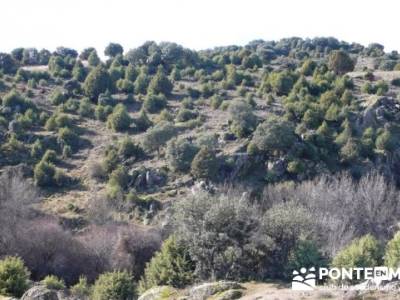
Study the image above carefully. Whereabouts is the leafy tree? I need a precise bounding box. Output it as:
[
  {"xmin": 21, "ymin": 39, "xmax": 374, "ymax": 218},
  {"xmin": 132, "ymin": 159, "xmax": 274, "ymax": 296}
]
[
  {"xmin": 332, "ymin": 234, "xmax": 382, "ymax": 271},
  {"xmin": 104, "ymin": 43, "xmax": 124, "ymax": 58},
  {"xmin": 118, "ymin": 136, "xmax": 143, "ymax": 159},
  {"xmin": 125, "ymin": 64, "xmax": 138, "ymax": 81},
  {"xmin": 34, "ymin": 160, "xmax": 56, "ymax": 187},
  {"xmin": 92, "ymin": 271, "xmax": 136, "ymax": 300},
  {"xmin": 287, "ymin": 240, "xmax": 326, "ymax": 272},
  {"xmin": 228, "ymin": 100, "xmax": 257, "ymax": 138},
  {"xmin": 72, "ymin": 61, "xmax": 87, "ymax": 82},
  {"xmin": 385, "ymin": 231, "xmax": 400, "ymax": 268},
  {"xmin": 329, "ymin": 50, "xmax": 355, "ymax": 75},
  {"xmin": 83, "ymin": 66, "xmax": 112, "ymax": 100},
  {"xmin": 41, "ymin": 275, "xmax": 65, "ymax": 290},
  {"xmin": 79, "ymin": 47, "xmax": 96, "ymax": 60},
  {"xmin": 0, "ymin": 53, "xmax": 18, "ymax": 74},
  {"xmin": 134, "ymin": 67, "xmax": 150, "ymax": 94},
  {"xmin": 147, "ymin": 66, "xmax": 173, "ymax": 95},
  {"xmin": 0, "ymin": 256, "xmax": 30, "ymax": 298},
  {"xmin": 88, "ymin": 50, "xmax": 101, "ymax": 67},
  {"xmin": 190, "ymin": 147, "xmax": 219, "ymax": 180},
  {"xmin": 70, "ymin": 276, "xmax": 91, "ymax": 299},
  {"xmin": 376, "ymin": 128, "xmax": 397, "ymax": 153},
  {"xmin": 143, "ymin": 93, "xmax": 167, "ymax": 113},
  {"xmin": 251, "ymin": 116, "xmax": 296, "ymax": 156},
  {"xmin": 107, "ymin": 104, "xmax": 132, "ymax": 132},
  {"xmin": 166, "ymin": 137, "xmax": 199, "ymax": 172},
  {"xmin": 174, "ymin": 191, "xmax": 270, "ymax": 280},
  {"xmin": 300, "ymin": 59, "xmax": 317, "ymax": 76},
  {"xmin": 139, "ymin": 236, "xmax": 194, "ymax": 293},
  {"xmin": 141, "ymin": 121, "xmax": 176, "ymax": 154},
  {"xmin": 269, "ymin": 71, "xmax": 296, "ymax": 95}
]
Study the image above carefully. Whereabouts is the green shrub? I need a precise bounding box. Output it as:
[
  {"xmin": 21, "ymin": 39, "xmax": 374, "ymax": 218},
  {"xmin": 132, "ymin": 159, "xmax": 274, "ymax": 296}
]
[
  {"xmin": 166, "ymin": 137, "xmax": 199, "ymax": 172},
  {"xmin": 92, "ymin": 271, "xmax": 136, "ymax": 300},
  {"xmin": 300, "ymin": 59, "xmax": 317, "ymax": 76},
  {"xmin": 107, "ymin": 104, "xmax": 132, "ymax": 132},
  {"xmin": 143, "ymin": 93, "xmax": 167, "ymax": 113},
  {"xmin": 2, "ymin": 89, "xmax": 32, "ymax": 111},
  {"xmin": 42, "ymin": 149, "xmax": 58, "ymax": 163},
  {"xmin": 328, "ymin": 50, "xmax": 355, "ymax": 74},
  {"xmin": 385, "ymin": 231, "xmax": 400, "ymax": 268},
  {"xmin": 83, "ymin": 66, "xmax": 112, "ymax": 100},
  {"xmin": 141, "ymin": 121, "xmax": 176, "ymax": 154},
  {"xmin": 62, "ymin": 145, "xmax": 72, "ymax": 158},
  {"xmin": 108, "ymin": 166, "xmax": 129, "ymax": 189},
  {"xmin": 147, "ymin": 66, "xmax": 173, "ymax": 96},
  {"xmin": 78, "ymin": 97, "xmax": 94, "ymax": 117},
  {"xmin": 0, "ymin": 256, "xmax": 30, "ymax": 298},
  {"xmin": 95, "ymin": 105, "xmax": 113, "ymax": 121},
  {"xmin": 228, "ymin": 100, "xmax": 257, "ymax": 138},
  {"xmin": 70, "ymin": 276, "xmax": 91, "ymax": 298},
  {"xmin": 41, "ymin": 275, "xmax": 65, "ymax": 290},
  {"xmin": 210, "ymin": 95, "xmax": 223, "ymax": 109},
  {"xmin": 190, "ymin": 147, "xmax": 219, "ymax": 180},
  {"xmin": 118, "ymin": 136, "xmax": 143, "ymax": 159},
  {"xmin": 251, "ymin": 116, "xmax": 296, "ymax": 156},
  {"xmin": 58, "ymin": 127, "xmax": 79, "ymax": 149},
  {"xmin": 45, "ymin": 113, "xmax": 73, "ymax": 131},
  {"xmin": 139, "ymin": 236, "xmax": 194, "ymax": 293},
  {"xmin": 49, "ymin": 88, "xmax": 67, "ymax": 105},
  {"xmin": 133, "ymin": 110, "xmax": 152, "ymax": 132},
  {"xmin": 286, "ymin": 240, "xmax": 326, "ymax": 273},
  {"xmin": 88, "ymin": 50, "xmax": 100, "ymax": 67},
  {"xmin": 332, "ymin": 234, "xmax": 382, "ymax": 271},
  {"xmin": 117, "ymin": 79, "xmax": 135, "ymax": 93},
  {"xmin": 31, "ymin": 140, "xmax": 44, "ymax": 159},
  {"xmin": 104, "ymin": 43, "xmax": 124, "ymax": 58},
  {"xmin": 34, "ymin": 160, "xmax": 56, "ymax": 187},
  {"xmin": 176, "ymin": 108, "xmax": 198, "ymax": 122}
]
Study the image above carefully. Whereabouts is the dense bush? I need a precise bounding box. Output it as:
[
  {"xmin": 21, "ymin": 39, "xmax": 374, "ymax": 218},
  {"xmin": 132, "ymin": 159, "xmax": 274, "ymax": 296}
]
[
  {"xmin": 141, "ymin": 121, "xmax": 176, "ymax": 154},
  {"xmin": 41, "ymin": 275, "xmax": 65, "ymax": 290},
  {"xmin": 104, "ymin": 43, "xmax": 124, "ymax": 58},
  {"xmin": 228, "ymin": 100, "xmax": 257, "ymax": 138},
  {"xmin": 92, "ymin": 271, "xmax": 136, "ymax": 300},
  {"xmin": 166, "ymin": 137, "xmax": 199, "ymax": 172},
  {"xmin": 84, "ymin": 66, "xmax": 112, "ymax": 100},
  {"xmin": 190, "ymin": 147, "xmax": 219, "ymax": 180},
  {"xmin": 0, "ymin": 256, "xmax": 30, "ymax": 298},
  {"xmin": 385, "ymin": 231, "xmax": 400, "ymax": 268},
  {"xmin": 251, "ymin": 116, "xmax": 296, "ymax": 156},
  {"xmin": 139, "ymin": 236, "xmax": 194, "ymax": 293},
  {"xmin": 147, "ymin": 66, "xmax": 173, "ymax": 95},
  {"xmin": 332, "ymin": 234, "xmax": 382, "ymax": 279},
  {"xmin": 329, "ymin": 50, "xmax": 355, "ymax": 75},
  {"xmin": 143, "ymin": 93, "xmax": 167, "ymax": 113},
  {"xmin": 107, "ymin": 104, "xmax": 132, "ymax": 132}
]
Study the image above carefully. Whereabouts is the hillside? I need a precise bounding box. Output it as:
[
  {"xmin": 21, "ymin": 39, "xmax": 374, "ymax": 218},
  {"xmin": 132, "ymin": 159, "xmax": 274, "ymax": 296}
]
[{"xmin": 1, "ymin": 38, "xmax": 400, "ymax": 299}]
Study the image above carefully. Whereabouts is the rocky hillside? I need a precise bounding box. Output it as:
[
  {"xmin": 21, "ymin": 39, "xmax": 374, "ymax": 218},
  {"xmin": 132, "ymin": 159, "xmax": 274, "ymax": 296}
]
[{"xmin": 1, "ymin": 38, "xmax": 400, "ymax": 299}]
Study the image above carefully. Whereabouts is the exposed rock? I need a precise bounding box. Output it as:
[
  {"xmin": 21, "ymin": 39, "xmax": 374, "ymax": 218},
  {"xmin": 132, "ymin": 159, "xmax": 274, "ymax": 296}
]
[
  {"xmin": 21, "ymin": 285, "xmax": 63, "ymax": 300},
  {"xmin": 359, "ymin": 96, "xmax": 400, "ymax": 130},
  {"xmin": 213, "ymin": 289, "xmax": 243, "ymax": 300},
  {"xmin": 138, "ymin": 286, "xmax": 177, "ymax": 300},
  {"xmin": 190, "ymin": 180, "xmax": 216, "ymax": 195},
  {"xmin": 267, "ymin": 158, "xmax": 286, "ymax": 177},
  {"xmin": 188, "ymin": 281, "xmax": 242, "ymax": 300}
]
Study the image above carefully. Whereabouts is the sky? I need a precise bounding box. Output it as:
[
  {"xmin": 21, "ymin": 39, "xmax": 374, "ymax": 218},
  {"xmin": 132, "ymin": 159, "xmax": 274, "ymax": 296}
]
[{"xmin": 1, "ymin": 0, "xmax": 399, "ymax": 56}]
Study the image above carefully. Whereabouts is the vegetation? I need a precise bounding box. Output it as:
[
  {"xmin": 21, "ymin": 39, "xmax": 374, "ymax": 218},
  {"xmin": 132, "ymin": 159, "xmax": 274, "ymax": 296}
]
[
  {"xmin": 92, "ymin": 271, "xmax": 136, "ymax": 300},
  {"xmin": 0, "ymin": 256, "xmax": 30, "ymax": 297},
  {"xmin": 1, "ymin": 37, "xmax": 400, "ymax": 296}
]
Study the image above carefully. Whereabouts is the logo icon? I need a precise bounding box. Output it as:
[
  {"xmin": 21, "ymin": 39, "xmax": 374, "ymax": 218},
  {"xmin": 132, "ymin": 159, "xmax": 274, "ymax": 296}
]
[{"xmin": 292, "ymin": 267, "xmax": 316, "ymax": 290}]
